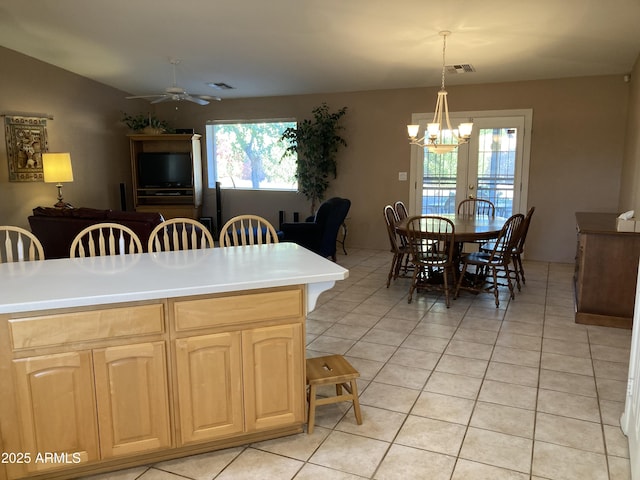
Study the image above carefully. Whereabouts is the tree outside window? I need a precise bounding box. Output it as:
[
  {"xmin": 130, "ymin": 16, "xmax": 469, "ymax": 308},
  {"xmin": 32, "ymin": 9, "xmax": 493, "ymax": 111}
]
[{"xmin": 206, "ymin": 121, "xmax": 297, "ymax": 190}]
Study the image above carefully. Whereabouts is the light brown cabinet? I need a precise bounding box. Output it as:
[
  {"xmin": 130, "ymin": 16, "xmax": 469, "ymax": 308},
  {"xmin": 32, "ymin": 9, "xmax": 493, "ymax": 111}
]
[
  {"xmin": 172, "ymin": 288, "xmax": 305, "ymax": 446},
  {"xmin": 0, "ymin": 285, "xmax": 306, "ymax": 480},
  {"xmin": 12, "ymin": 342, "xmax": 172, "ymax": 473},
  {"xmin": 175, "ymin": 332, "xmax": 245, "ymax": 444},
  {"xmin": 12, "ymin": 351, "xmax": 99, "ymax": 475},
  {"xmin": 574, "ymin": 212, "xmax": 640, "ymax": 328},
  {"xmin": 243, "ymin": 323, "xmax": 304, "ymax": 431},
  {"xmin": 93, "ymin": 342, "xmax": 171, "ymax": 458},
  {"xmin": 129, "ymin": 134, "xmax": 203, "ymax": 219}
]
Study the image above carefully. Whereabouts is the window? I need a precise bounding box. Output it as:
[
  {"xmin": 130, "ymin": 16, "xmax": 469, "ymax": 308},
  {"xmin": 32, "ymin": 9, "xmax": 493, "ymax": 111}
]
[{"xmin": 206, "ymin": 120, "xmax": 297, "ymax": 190}]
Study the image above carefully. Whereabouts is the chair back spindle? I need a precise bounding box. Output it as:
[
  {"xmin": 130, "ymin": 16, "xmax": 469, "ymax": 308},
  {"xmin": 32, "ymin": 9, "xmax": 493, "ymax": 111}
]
[
  {"xmin": 0, "ymin": 226, "xmax": 45, "ymax": 263},
  {"xmin": 219, "ymin": 215, "xmax": 279, "ymax": 247},
  {"xmin": 148, "ymin": 218, "xmax": 214, "ymax": 252},
  {"xmin": 457, "ymin": 198, "xmax": 495, "ymax": 217},
  {"xmin": 70, "ymin": 223, "xmax": 143, "ymax": 258}
]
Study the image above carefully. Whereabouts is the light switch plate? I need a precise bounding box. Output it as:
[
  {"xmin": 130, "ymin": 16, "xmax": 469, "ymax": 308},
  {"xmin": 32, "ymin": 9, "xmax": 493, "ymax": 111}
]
[{"xmin": 398, "ymin": 172, "xmax": 408, "ymax": 181}]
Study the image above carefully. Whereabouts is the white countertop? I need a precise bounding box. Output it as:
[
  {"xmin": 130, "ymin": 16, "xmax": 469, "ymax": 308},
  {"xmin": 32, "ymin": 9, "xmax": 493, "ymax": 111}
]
[{"xmin": 0, "ymin": 243, "xmax": 349, "ymax": 314}]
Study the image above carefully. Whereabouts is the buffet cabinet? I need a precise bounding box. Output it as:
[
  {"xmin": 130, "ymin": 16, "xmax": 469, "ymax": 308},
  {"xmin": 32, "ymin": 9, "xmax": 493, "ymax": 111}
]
[
  {"xmin": 0, "ymin": 286, "xmax": 305, "ymax": 480},
  {"xmin": 574, "ymin": 212, "xmax": 640, "ymax": 328}
]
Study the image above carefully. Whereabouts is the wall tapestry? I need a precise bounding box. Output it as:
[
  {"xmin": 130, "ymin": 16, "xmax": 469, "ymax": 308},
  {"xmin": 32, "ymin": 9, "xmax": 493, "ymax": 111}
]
[{"xmin": 4, "ymin": 115, "xmax": 49, "ymax": 182}]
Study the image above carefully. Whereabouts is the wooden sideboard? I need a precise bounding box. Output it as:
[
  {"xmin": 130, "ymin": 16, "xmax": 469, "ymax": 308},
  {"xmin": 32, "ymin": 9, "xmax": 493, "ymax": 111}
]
[
  {"xmin": 574, "ymin": 212, "xmax": 640, "ymax": 328},
  {"xmin": 0, "ymin": 245, "xmax": 347, "ymax": 480}
]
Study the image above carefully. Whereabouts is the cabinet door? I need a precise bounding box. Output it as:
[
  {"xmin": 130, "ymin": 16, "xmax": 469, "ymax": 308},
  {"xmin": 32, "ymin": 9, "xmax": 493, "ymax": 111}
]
[
  {"xmin": 12, "ymin": 351, "xmax": 99, "ymax": 473},
  {"xmin": 93, "ymin": 342, "xmax": 171, "ymax": 458},
  {"xmin": 175, "ymin": 332, "xmax": 244, "ymax": 445},
  {"xmin": 242, "ymin": 323, "xmax": 305, "ymax": 431}
]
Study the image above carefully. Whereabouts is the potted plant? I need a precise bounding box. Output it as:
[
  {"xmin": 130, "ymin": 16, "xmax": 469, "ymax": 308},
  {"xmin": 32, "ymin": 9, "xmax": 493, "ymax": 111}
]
[
  {"xmin": 281, "ymin": 103, "xmax": 348, "ymax": 214},
  {"xmin": 121, "ymin": 112, "xmax": 170, "ymax": 134}
]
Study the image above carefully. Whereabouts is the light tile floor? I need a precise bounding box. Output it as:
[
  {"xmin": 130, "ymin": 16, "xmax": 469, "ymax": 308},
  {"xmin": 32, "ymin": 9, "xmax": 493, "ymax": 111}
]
[{"xmin": 84, "ymin": 249, "xmax": 633, "ymax": 480}]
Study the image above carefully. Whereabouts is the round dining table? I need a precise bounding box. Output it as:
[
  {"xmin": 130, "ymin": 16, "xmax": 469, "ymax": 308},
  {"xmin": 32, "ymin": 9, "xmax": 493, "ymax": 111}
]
[{"xmin": 396, "ymin": 213, "xmax": 507, "ymax": 243}]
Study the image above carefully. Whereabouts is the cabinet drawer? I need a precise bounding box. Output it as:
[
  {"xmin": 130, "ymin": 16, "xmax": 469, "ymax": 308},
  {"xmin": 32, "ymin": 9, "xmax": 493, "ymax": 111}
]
[
  {"xmin": 174, "ymin": 288, "xmax": 303, "ymax": 332},
  {"xmin": 9, "ymin": 303, "xmax": 164, "ymax": 350}
]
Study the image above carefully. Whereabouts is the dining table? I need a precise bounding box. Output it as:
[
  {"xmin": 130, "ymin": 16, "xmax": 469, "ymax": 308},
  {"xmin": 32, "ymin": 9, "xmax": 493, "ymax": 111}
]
[
  {"xmin": 396, "ymin": 213, "xmax": 507, "ymax": 244},
  {"xmin": 396, "ymin": 213, "xmax": 509, "ymax": 286}
]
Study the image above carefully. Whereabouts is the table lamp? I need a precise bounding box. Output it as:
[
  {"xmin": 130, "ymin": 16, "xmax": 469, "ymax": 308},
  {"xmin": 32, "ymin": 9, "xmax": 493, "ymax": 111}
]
[{"xmin": 43, "ymin": 152, "xmax": 74, "ymax": 208}]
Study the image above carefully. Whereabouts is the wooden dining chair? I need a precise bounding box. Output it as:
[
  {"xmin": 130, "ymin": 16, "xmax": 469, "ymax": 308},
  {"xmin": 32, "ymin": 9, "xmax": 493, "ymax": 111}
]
[
  {"xmin": 455, "ymin": 213, "xmax": 524, "ymax": 307},
  {"xmin": 0, "ymin": 226, "xmax": 45, "ymax": 262},
  {"xmin": 405, "ymin": 215, "xmax": 456, "ymax": 307},
  {"xmin": 511, "ymin": 206, "xmax": 535, "ymax": 287},
  {"xmin": 457, "ymin": 198, "xmax": 495, "ymax": 217},
  {"xmin": 218, "ymin": 215, "xmax": 279, "ymax": 246},
  {"xmin": 383, "ymin": 205, "xmax": 411, "ymax": 287},
  {"xmin": 148, "ymin": 218, "xmax": 214, "ymax": 252},
  {"xmin": 457, "ymin": 198, "xmax": 496, "ymax": 253},
  {"xmin": 70, "ymin": 223, "xmax": 143, "ymax": 257},
  {"xmin": 394, "ymin": 201, "xmax": 408, "ymax": 221},
  {"xmin": 481, "ymin": 206, "xmax": 536, "ymax": 290}
]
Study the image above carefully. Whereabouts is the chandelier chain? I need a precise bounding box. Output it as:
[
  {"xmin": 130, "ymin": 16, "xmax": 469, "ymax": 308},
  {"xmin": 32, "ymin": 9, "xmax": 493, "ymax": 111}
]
[{"xmin": 441, "ymin": 33, "xmax": 447, "ymax": 91}]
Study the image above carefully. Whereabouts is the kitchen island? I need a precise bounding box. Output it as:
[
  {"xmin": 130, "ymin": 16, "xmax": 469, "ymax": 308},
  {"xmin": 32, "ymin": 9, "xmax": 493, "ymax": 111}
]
[{"xmin": 0, "ymin": 243, "xmax": 348, "ymax": 480}]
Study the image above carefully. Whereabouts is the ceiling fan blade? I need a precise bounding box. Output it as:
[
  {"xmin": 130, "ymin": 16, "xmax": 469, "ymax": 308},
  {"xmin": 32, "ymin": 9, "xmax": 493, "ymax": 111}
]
[
  {"xmin": 184, "ymin": 95, "xmax": 210, "ymax": 106},
  {"xmin": 126, "ymin": 94, "xmax": 166, "ymax": 99},
  {"xmin": 150, "ymin": 96, "xmax": 172, "ymax": 104}
]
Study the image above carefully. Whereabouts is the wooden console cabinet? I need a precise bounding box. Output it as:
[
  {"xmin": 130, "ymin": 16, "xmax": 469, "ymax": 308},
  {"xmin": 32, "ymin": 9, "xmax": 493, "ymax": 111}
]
[
  {"xmin": 574, "ymin": 212, "xmax": 640, "ymax": 328},
  {"xmin": 129, "ymin": 134, "xmax": 203, "ymax": 219}
]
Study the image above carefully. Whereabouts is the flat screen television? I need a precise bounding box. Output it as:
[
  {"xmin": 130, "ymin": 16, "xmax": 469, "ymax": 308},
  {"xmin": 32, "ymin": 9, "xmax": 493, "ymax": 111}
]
[{"xmin": 137, "ymin": 152, "xmax": 193, "ymax": 188}]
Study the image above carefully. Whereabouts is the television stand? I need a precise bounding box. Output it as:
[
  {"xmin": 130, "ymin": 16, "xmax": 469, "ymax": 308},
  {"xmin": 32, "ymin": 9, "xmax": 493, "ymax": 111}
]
[{"xmin": 129, "ymin": 134, "xmax": 203, "ymax": 220}]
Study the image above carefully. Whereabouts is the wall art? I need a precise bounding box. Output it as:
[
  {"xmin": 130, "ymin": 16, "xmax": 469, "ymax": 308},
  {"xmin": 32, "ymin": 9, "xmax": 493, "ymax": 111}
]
[{"xmin": 4, "ymin": 115, "xmax": 49, "ymax": 182}]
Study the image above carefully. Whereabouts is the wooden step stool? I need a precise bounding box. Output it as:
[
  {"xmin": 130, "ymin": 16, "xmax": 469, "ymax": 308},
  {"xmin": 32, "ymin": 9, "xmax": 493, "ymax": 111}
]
[{"xmin": 306, "ymin": 354, "xmax": 363, "ymax": 434}]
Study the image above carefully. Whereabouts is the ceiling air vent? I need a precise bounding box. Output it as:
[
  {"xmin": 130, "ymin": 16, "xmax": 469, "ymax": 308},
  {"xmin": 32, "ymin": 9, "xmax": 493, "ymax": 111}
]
[{"xmin": 446, "ymin": 64, "xmax": 476, "ymax": 74}]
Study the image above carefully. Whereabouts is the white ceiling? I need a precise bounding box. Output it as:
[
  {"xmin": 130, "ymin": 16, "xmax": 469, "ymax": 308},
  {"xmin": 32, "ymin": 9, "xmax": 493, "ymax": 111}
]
[{"xmin": 1, "ymin": 0, "xmax": 639, "ymax": 101}]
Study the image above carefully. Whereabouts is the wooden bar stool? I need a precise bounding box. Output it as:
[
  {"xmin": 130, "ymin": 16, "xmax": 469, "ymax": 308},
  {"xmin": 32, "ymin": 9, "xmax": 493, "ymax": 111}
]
[{"xmin": 306, "ymin": 354, "xmax": 363, "ymax": 434}]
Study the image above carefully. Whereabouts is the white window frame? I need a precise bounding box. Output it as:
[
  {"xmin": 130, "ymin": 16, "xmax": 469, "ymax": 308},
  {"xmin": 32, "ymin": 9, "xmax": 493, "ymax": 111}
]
[{"xmin": 408, "ymin": 109, "xmax": 533, "ymax": 216}]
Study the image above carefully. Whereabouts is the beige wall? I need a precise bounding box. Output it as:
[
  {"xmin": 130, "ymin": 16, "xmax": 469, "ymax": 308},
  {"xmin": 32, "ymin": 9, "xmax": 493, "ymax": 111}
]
[
  {"xmin": 0, "ymin": 46, "xmax": 633, "ymax": 263},
  {"xmin": 0, "ymin": 47, "xmax": 146, "ymax": 228},
  {"xmin": 620, "ymin": 55, "xmax": 640, "ymax": 213},
  {"xmin": 159, "ymin": 75, "xmax": 629, "ymax": 263}
]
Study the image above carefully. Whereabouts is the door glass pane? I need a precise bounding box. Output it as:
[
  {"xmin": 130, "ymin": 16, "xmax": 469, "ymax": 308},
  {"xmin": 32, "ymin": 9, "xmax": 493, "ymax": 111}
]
[
  {"xmin": 422, "ymin": 149, "xmax": 458, "ymax": 214},
  {"xmin": 477, "ymin": 128, "xmax": 517, "ymax": 217}
]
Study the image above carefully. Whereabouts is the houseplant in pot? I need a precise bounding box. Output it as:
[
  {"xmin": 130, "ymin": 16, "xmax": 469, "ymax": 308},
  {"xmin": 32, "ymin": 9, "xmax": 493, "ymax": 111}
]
[
  {"xmin": 121, "ymin": 112, "xmax": 170, "ymax": 134},
  {"xmin": 281, "ymin": 103, "xmax": 348, "ymax": 215}
]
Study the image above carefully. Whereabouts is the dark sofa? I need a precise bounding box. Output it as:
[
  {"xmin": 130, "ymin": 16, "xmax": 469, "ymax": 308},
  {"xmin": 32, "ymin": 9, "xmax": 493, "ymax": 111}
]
[{"xmin": 28, "ymin": 207, "xmax": 164, "ymax": 259}]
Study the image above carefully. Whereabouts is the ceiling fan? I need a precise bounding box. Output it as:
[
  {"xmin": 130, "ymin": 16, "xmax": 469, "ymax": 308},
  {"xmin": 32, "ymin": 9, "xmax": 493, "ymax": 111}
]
[{"xmin": 126, "ymin": 59, "xmax": 220, "ymax": 106}]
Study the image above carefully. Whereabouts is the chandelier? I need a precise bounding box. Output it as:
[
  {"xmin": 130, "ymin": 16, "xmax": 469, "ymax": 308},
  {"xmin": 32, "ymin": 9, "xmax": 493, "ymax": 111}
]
[{"xmin": 407, "ymin": 31, "xmax": 473, "ymax": 154}]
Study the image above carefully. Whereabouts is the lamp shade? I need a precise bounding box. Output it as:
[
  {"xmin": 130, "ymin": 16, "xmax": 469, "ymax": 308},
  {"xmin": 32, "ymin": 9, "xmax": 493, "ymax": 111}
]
[{"xmin": 43, "ymin": 153, "xmax": 74, "ymax": 183}]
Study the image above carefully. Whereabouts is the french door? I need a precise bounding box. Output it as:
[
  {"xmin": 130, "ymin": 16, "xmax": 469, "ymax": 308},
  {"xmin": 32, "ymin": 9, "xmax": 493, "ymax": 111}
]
[
  {"xmin": 621, "ymin": 263, "xmax": 640, "ymax": 479},
  {"xmin": 409, "ymin": 110, "xmax": 532, "ymax": 217}
]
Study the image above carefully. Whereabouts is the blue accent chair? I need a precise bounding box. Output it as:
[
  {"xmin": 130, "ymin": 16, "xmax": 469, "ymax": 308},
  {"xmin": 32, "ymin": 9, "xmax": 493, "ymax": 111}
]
[{"xmin": 280, "ymin": 197, "xmax": 351, "ymax": 261}]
